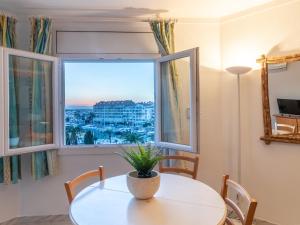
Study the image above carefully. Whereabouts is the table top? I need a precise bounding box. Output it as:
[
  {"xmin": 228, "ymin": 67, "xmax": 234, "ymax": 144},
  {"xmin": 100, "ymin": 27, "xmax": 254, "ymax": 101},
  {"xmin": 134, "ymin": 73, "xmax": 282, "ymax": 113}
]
[{"xmin": 69, "ymin": 173, "xmax": 227, "ymax": 225}]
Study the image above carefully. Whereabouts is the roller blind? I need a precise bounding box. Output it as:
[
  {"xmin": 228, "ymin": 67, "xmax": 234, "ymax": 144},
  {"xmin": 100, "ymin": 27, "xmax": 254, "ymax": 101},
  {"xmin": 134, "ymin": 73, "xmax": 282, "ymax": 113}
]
[{"xmin": 56, "ymin": 31, "xmax": 159, "ymax": 55}]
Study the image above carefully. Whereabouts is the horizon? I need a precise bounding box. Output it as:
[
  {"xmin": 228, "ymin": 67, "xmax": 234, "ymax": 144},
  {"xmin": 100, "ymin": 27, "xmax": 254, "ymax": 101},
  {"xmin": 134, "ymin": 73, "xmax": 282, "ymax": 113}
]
[
  {"xmin": 64, "ymin": 61, "xmax": 154, "ymax": 107},
  {"xmin": 66, "ymin": 99, "xmax": 154, "ymax": 109}
]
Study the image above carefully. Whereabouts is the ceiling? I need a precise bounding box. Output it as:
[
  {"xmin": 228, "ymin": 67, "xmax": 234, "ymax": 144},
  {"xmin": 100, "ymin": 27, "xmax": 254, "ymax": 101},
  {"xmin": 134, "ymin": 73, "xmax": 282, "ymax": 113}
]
[{"xmin": 0, "ymin": 0, "xmax": 283, "ymax": 19}]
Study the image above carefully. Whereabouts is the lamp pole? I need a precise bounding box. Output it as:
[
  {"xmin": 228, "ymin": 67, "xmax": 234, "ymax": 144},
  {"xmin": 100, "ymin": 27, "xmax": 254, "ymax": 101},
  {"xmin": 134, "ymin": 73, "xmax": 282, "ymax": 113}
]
[
  {"xmin": 226, "ymin": 66, "xmax": 251, "ymax": 183},
  {"xmin": 237, "ymin": 73, "xmax": 241, "ymax": 183}
]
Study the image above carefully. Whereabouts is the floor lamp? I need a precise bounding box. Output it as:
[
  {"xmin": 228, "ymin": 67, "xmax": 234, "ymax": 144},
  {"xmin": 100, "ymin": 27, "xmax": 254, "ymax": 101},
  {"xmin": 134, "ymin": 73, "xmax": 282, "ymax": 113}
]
[{"xmin": 225, "ymin": 66, "xmax": 251, "ymax": 183}]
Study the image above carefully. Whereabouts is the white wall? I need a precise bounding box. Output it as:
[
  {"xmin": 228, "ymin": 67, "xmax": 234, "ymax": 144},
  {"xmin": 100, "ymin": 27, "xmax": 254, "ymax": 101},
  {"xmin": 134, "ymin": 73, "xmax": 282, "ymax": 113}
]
[
  {"xmin": 0, "ymin": 183, "xmax": 20, "ymax": 222},
  {"xmin": 221, "ymin": 1, "xmax": 300, "ymax": 224}
]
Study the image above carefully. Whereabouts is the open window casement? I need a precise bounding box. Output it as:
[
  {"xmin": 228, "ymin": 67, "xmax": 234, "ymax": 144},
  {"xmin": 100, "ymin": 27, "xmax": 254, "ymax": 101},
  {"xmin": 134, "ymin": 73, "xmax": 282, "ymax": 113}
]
[
  {"xmin": 0, "ymin": 47, "xmax": 59, "ymax": 156},
  {"xmin": 155, "ymin": 47, "xmax": 199, "ymax": 153}
]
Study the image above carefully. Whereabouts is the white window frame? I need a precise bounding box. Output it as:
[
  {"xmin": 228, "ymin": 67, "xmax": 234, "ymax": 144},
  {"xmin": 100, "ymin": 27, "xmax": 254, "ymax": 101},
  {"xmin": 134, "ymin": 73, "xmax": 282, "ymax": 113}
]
[
  {"xmin": 0, "ymin": 47, "xmax": 59, "ymax": 156},
  {"xmin": 155, "ymin": 48, "xmax": 199, "ymax": 153},
  {"xmin": 59, "ymin": 58, "xmax": 156, "ymax": 149}
]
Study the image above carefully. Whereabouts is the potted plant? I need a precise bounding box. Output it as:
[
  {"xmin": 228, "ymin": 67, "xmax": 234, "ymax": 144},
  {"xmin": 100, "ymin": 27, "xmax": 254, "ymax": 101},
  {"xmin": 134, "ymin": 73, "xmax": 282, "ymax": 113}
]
[{"xmin": 118, "ymin": 144, "xmax": 162, "ymax": 200}]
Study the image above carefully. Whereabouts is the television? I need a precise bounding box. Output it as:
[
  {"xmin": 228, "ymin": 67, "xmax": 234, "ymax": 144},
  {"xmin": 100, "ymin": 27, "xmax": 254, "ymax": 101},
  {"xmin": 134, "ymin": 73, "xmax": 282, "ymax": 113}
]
[{"xmin": 277, "ymin": 99, "xmax": 300, "ymax": 115}]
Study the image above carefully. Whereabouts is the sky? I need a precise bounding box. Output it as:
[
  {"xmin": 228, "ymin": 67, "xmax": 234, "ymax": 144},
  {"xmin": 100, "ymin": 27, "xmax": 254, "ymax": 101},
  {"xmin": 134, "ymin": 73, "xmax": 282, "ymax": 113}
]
[{"xmin": 64, "ymin": 61, "xmax": 154, "ymax": 107}]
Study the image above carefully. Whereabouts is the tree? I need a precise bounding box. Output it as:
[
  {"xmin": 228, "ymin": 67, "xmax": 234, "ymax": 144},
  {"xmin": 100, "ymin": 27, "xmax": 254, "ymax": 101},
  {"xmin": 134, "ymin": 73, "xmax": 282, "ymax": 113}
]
[
  {"xmin": 85, "ymin": 112, "xmax": 96, "ymax": 124},
  {"xmin": 74, "ymin": 111, "xmax": 81, "ymax": 120},
  {"xmin": 66, "ymin": 132, "xmax": 71, "ymax": 145},
  {"xmin": 143, "ymin": 122, "xmax": 151, "ymax": 127},
  {"xmin": 66, "ymin": 126, "xmax": 81, "ymax": 145},
  {"xmin": 123, "ymin": 131, "xmax": 143, "ymax": 144},
  {"xmin": 104, "ymin": 129, "xmax": 113, "ymax": 143},
  {"xmin": 70, "ymin": 129, "xmax": 78, "ymax": 145},
  {"xmin": 84, "ymin": 131, "xmax": 94, "ymax": 144}
]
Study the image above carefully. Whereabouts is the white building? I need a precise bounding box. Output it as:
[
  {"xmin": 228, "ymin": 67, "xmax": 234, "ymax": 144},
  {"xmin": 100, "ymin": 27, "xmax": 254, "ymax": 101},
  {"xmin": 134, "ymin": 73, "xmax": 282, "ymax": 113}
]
[{"xmin": 93, "ymin": 100, "xmax": 154, "ymax": 125}]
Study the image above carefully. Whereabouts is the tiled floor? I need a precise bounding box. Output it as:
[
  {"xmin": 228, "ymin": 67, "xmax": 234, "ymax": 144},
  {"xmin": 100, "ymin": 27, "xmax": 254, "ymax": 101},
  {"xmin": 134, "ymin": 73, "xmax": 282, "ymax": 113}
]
[
  {"xmin": 0, "ymin": 215, "xmax": 276, "ymax": 225},
  {"xmin": 232, "ymin": 218, "xmax": 277, "ymax": 225},
  {"xmin": 0, "ymin": 215, "xmax": 72, "ymax": 225}
]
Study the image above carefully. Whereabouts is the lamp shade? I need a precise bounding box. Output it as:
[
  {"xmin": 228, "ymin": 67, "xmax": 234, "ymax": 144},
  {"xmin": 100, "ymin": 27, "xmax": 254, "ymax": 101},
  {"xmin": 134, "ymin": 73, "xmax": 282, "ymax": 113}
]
[{"xmin": 226, "ymin": 66, "xmax": 252, "ymax": 75}]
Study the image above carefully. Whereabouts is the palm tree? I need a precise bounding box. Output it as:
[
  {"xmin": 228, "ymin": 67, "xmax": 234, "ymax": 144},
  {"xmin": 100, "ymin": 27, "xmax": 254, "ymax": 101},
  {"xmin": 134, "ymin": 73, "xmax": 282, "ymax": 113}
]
[
  {"xmin": 66, "ymin": 132, "xmax": 71, "ymax": 145},
  {"xmin": 84, "ymin": 130, "xmax": 94, "ymax": 144},
  {"xmin": 85, "ymin": 112, "xmax": 96, "ymax": 124},
  {"xmin": 70, "ymin": 129, "xmax": 78, "ymax": 145},
  {"xmin": 104, "ymin": 129, "xmax": 113, "ymax": 143},
  {"xmin": 66, "ymin": 126, "xmax": 81, "ymax": 145},
  {"xmin": 122, "ymin": 131, "xmax": 143, "ymax": 144}
]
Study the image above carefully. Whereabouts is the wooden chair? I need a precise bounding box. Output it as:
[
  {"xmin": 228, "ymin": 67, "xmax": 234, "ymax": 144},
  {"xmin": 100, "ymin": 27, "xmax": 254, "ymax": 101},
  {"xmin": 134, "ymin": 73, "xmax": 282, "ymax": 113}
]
[
  {"xmin": 220, "ymin": 175, "xmax": 257, "ymax": 225},
  {"xmin": 159, "ymin": 155, "xmax": 199, "ymax": 179},
  {"xmin": 64, "ymin": 166, "xmax": 105, "ymax": 204}
]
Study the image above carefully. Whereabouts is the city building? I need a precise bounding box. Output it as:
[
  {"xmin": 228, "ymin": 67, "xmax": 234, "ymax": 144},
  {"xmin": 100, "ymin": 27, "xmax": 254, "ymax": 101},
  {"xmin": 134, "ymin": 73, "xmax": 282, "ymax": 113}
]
[{"xmin": 93, "ymin": 100, "xmax": 154, "ymax": 125}]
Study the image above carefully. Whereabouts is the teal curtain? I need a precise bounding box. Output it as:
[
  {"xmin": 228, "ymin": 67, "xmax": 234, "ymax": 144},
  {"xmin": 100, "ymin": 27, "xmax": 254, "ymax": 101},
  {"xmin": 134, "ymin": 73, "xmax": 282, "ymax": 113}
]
[
  {"xmin": 30, "ymin": 17, "xmax": 58, "ymax": 180},
  {"xmin": 150, "ymin": 20, "xmax": 178, "ymax": 94},
  {"xmin": 0, "ymin": 15, "xmax": 21, "ymax": 184},
  {"xmin": 149, "ymin": 20, "xmax": 181, "ymax": 140}
]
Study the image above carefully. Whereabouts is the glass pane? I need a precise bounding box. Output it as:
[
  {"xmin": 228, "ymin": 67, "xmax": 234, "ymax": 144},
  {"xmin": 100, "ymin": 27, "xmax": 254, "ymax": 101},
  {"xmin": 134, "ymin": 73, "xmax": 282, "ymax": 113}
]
[
  {"xmin": 64, "ymin": 62, "xmax": 154, "ymax": 145},
  {"xmin": 9, "ymin": 55, "xmax": 53, "ymax": 149},
  {"xmin": 160, "ymin": 57, "xmax": 191, "ymax": 145},
  {"xmin": 268, "ymin": 61, "xmax": 300, "ymax": 137}
]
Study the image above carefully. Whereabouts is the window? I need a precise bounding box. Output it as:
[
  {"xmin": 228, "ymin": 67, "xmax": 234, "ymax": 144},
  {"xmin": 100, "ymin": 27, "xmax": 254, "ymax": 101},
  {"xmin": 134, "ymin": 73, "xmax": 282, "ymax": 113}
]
[
  {"xmin": 62, "ymin": 48, "xmax": 199, "ymax": 153},
  {"xmin": 0, "ymin": 47, "xmax": 59, "ymax": 156},
  {"xmin": 0, "ymin": 47, "xmax": 198, "ymax": 156},
  {"xmin": 63, "ymin": 61, "xmax": 154, "ymax": 146},
  {"xmin": 156, "ymin": 48, "xmax": 199, "ymax": 152}
]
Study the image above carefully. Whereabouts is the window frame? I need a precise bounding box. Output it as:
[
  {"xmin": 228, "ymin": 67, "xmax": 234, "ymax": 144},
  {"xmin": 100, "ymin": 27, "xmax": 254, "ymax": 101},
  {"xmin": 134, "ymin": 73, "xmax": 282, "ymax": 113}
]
[
  {"xmin": 59, "ymin": 58, "xmax": 156, "ymax": 149},
  {"xmin": 0, "ymin": 47, "xmax": 199, "ymax": 156},
  {"xmin": 155, "ymin": 48, "xmax": 199, "ymax": 153},
  {"xmin": 0, "ymin": 47, "xmax": 59, "ymax": 156}
]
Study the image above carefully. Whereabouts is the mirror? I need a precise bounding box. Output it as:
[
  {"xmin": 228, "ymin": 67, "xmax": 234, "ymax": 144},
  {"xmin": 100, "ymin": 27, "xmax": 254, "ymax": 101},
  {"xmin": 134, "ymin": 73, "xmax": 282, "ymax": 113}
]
[{"xmin": 258, "ymin": 53, "xmax": 300, "ymax": 144}]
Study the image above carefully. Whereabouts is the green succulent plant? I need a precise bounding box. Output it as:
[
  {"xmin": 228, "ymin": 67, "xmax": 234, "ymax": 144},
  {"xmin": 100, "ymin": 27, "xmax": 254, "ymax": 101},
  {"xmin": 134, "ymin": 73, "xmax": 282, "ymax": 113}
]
[{"xmin": 118, "ymin": 144, "xmax": 162, "ymax": 178}]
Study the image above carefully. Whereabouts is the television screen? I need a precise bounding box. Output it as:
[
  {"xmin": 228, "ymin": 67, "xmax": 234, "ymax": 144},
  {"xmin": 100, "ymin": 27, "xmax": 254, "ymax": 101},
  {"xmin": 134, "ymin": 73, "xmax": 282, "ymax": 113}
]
[{"xmin": 277, "ymin": 99, "xmax": 300, "ymax": 115}]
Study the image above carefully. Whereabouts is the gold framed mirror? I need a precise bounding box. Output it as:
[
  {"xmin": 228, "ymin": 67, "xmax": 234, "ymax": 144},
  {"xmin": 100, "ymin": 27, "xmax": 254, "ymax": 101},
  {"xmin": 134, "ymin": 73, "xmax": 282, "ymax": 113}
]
[{"xmin": 257, "ymin": 53, "xmax": 300, "ymax": 144}]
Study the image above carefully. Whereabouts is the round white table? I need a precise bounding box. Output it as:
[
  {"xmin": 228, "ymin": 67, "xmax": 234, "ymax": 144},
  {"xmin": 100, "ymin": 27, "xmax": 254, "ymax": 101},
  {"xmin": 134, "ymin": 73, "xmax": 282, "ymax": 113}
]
[{"xmin": 69, "ymin": 174, "xmax": 227, "ymax": 225}]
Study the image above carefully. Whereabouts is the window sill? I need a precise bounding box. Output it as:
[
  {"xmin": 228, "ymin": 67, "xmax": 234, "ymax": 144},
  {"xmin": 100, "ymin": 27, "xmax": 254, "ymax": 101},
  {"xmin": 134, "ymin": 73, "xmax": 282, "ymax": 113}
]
[{"xmin": 58, "ymin": 144, "xmax": 136, "ymax": 156}]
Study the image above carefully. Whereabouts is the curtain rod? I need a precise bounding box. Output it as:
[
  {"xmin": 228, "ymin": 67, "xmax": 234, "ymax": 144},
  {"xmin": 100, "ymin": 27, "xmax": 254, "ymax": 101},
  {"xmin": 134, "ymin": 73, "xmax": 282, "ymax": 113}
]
[
  {"xmin": 144, "ymin": 18, "xmax": 178, "ymax": 22},
  {"xmin": 52, "ymin": 16, "xmax": 178, "ymax": 23},
  {"xmin": 0, "ymin": 10, "xmax": 17, "ymax": 18}
]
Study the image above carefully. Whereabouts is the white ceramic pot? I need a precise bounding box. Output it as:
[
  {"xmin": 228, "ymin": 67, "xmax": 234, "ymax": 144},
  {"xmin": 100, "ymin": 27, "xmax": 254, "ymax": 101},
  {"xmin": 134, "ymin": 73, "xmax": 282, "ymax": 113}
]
[
  {"xmin": 126, "ymin": 171, "xmax": 160, "ymax": 200},
  {"xmin": 9, "ymin": 137, "xmax": 19, "ymax": 147}
]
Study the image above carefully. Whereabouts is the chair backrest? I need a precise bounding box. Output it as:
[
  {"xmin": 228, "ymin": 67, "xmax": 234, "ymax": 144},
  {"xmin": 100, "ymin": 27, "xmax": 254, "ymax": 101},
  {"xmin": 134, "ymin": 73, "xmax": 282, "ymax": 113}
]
[
  {"xmin": 64, "ymin": 166, "xmax": 105, "ymax": 204},
  {"xmin": 159, "ymin": 155, "xmax": 199, "ymax": 179},
  {"xmin": 275, "ymin": 123, "xmax": 296, "ymax": 134},
  {"xmin": 220, "ymin": 175, "xmax": 257, "ymax": 225}
]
